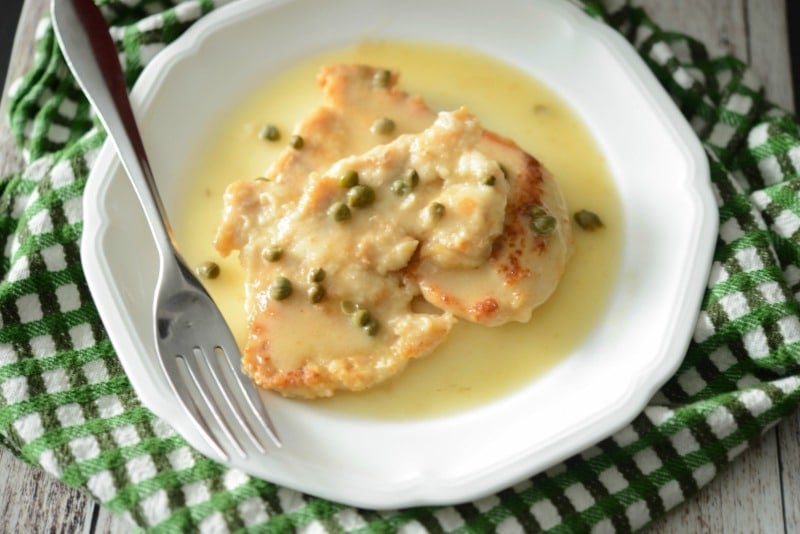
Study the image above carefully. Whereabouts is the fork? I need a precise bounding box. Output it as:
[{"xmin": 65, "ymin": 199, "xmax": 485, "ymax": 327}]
[{"xmin": 51, "ymin": 0, "xmax": 281, "ymax": 459}]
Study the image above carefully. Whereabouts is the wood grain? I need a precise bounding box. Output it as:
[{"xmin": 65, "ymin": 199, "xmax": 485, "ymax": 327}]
[
  {"xmin": 747, "ymin": 0, "xmax": 795, "ymax": 110},
  {"xmin": 779, "ymin": 417, "xmax": 800, "ymax": 531},
  {"xmin": 0, "ymin": 452, "xmax": 94, "ymax": 533},
  {"xmin": 0, "ymin": 1, "xmax": 795, "ymax": 533},
  {"xmin": 629, "ymin": 0, "xmax": 749, "ymax": 58}
]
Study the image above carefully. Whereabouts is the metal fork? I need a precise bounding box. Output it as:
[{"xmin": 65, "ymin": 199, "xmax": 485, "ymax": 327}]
[{"xmin": 52, "ymin": 0, "xmax": 281, "ymax": 459}]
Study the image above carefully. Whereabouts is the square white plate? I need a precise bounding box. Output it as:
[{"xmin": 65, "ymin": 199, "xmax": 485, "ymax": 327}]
[{"xmin": 82, "ymin": 0, "xmax": 716, "ymax": 508}]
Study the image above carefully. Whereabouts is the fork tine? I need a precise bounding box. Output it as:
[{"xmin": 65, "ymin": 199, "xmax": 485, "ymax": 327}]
[
  {"xmin": 202, "ymin": 345, "xmax": 267, "ymax": 453},
  {"xmin": 219, "ymin": 346, "xmax": 282, "ymax": 447},
  {"xmin": 158, "ymin": 353, "xmax": 229, "ymax": 460},
  {"xmin": 181, "ymin": 349, "xmax": 247, "ymax": 458}
]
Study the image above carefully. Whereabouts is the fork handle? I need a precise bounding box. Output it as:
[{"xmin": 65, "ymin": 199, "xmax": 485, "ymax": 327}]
[{"xmin": 51, "ymin": 0, "xmax": 176, "ymax": 256}]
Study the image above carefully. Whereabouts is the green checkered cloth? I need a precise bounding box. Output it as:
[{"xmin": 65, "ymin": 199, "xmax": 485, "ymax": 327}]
[{"xmin": 2, "ymin": 0, "xmax": 799, "ymax": 531}]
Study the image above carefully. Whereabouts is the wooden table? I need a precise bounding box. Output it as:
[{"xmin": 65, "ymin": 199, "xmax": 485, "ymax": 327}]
[{"xmin": 0, "ymin": 1, "xmax": 795, "ymax": 532}]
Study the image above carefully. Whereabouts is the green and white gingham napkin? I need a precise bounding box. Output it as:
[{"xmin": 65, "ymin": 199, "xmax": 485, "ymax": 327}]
[{"xmin": 2, "ymin": 1, "xmax": 799, "ymax": 531}]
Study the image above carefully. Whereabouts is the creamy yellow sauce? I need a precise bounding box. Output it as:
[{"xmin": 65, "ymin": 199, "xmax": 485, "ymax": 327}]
[{"xmin": 174, "ymin": 41, "xmax": 622, "ymax": 420}]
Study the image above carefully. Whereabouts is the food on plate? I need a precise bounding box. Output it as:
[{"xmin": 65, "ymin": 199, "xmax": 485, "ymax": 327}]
[
  {"xmin": 573, "ymin": 209, "xmax": 604, "ymax": 231},
  {"xmin": 214, "ymin": 64, "xmax": 573, "ymax": 398}
]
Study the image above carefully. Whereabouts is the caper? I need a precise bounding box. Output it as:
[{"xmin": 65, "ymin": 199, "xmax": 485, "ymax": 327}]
[
  {"xmin": 262, "ymin": 246, "xmax": 283, "ymax": 262},
  {"xmin": 429, "ymin": 202, "xmax": 446, "ymax": 221},
  {"xmin": 340, "ymin": 300, "xmax": 357, "ymax": 314},
  {"xmin": 371, "ymin": 117, "xmax": 396, "ymax": 135},
  {"xmin": 309, "ymin": 267, "xmax": 326, "ymax": 283},
  {"xmin": 328, "ymin": 201, "xmax": 351, "ymax": 222},
  {"xmin": 574, "ymin": 209, "xmax": 604, "ymax": 231},
  {"xmin": 528, "ymin": 205, "xmax": 548, "ymax": 219},
  {"xmin": 483, "ymin": 175, "xmax": 496, "ymax": 186},
  {"xmin": 373, "ymin": 69, "xmax": 391, "ymax": 88},
  {"xmin": 390, "ymin": 180, "xmax": 409, "ymax": 196},
  {"xmin": 363, "ymin": 318, "xmax": 380, "ymax": 337},
  {"xmin": 531, "ymin": 214, "xmax": 558, "ymax": 235},
  {"xmin": 404, "ymin": 169, "xmax": 419, "ymax": 189},
  {"xmin": 347, "ymin": 184, "xmax": 376, "ymax": 208},
  {"xmin": 339, "ymin": 170, "xmax": 359, "ymax": 188},
  {"xmin": 196, "ymin": 261, "xmax": 220, "ymax": 280},
  {"xmin": 289, "ymin": 134, "xmax": 304, "ymax": 149},
  {"xmin": 259, "ymin": 124, "xmax": 280, "ymax": 141},
  {"xmin": 269, "ymin": 276, "xmax": 293, "ymax": 300},
  {"xmin": 307, "ymin": 283, "xmax": 325, "ymax": 304},
  {"xmin": 352, "ymin": 309, "xmax": 372, "ymax": 327}
]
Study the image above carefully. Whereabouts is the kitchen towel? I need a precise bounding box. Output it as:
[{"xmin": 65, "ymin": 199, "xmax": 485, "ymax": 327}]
[{"xmin": 1, "ymin": 0, "xmax": 799, "ymax": 531}]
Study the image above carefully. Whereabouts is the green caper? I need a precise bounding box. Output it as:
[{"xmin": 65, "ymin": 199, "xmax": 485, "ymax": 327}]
[
  {"xmin": 483, "ymin": 175, "xmax": 496, "ymax": 186},
  {"xmin": 528, "ymin": 205, "xmax": 548, "ymax": 219},
  {"xmin": 307, "ymin": 283, "xmax": 325, "ymax": 304},
  {"xmin": 340, "ymin": 300, "xmax": 357, "ymax": 314},
  {"xmin": 262, "ymin": 246, "xmax": 283, "ymax": 262},
  {"xmin": 531, "ymin": 215, "xmax": 558, "ymax": 235},
  {"xmin": 373, "ymin": 69, "xmax": 391, "ymax": 88},
  {"xmin": 404, "ymin": 169, "xmax": 419, "ymax": 189},
  {"xmin": 309, "ymin": 267, "xmax": 326, "ymax": 283},
  {"xmin": 363, "ymin": 318, "xmax": 380, "ymax": 337},
  {"xmin": 347, "ymin": 184, "xmax": 376, "ymax": 208},
  {"xmin": 259, "ymin": 124, "xmax": 280, "ymax": 141},
  {"xmin": 196, "ymin": 261, "xmax": 220, "ymax": 280},
  {"xmin": 390, "ymin": 180, "xmax": 409, "ymax": 196},
  {"xmin": 289, "ymin": 134, "xmax": 304, "ymax": 149},
  {"xmin": 429, "ymin": 202, "xmax": 446, "ymax": 221},
  {"xmin": 574, "ymin": 209, "xmax": 604, "ymax": 231},
  {"xmin": 328, "ymin": 201, "xmax": 351, "ymax": 222},
  {"xmin": 269, "ymin": 276, "xmax": 293, "ymax": 300},
  {"xmin": 352, "ymin": 309, "xmax": 372, "ymax": 327},
  {"xmin": 339, "ymin": 170, "xmax": 359, "ymax": 188},
  {"xmin": 371, "ymin": 117, "xmax": 396, "ymax": 135}
]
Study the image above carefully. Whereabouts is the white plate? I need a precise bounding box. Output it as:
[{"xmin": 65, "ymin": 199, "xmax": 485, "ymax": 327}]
[{"xmin": 82, "ymin": 0, "xmax": 716, "ymax": 508}]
